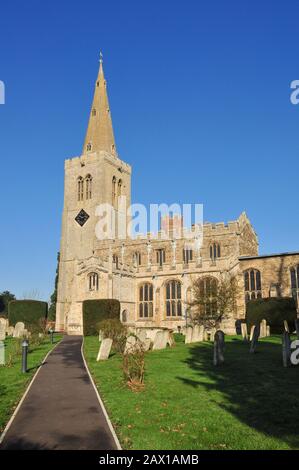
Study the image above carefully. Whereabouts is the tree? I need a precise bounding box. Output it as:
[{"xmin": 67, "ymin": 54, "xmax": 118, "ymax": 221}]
[
  {"xmin": 0, "ymin": 290, "xmax": 16, "ymax": 317},
  {"xmin": 187, "ymin": 274, "xmax": 238, "ymax": 329},
  {"xmin": 48, "ymin": 252, "xmax": 60, "ymax": 321}
]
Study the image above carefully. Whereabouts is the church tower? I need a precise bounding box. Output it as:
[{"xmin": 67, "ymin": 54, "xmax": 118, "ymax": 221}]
[{"xmin": 56, "ymin": 56, "xmax": 132, "ymax": 334}]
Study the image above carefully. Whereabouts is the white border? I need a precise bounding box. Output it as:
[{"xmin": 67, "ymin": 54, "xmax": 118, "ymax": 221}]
[
  {"xmin": 0, "ymin": 339, "xmax": 61, "ymax": 445},
  {"xmin": 81, "ymin": 339, "xmax": 122, "ymax": 450}
]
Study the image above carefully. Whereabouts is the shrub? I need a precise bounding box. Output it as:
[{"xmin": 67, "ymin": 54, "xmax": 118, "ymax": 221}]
[
  {"xmin": 246, "ymin": 297, "xmax": 297, "ymax": 333},
  {"xmin": 97, "ymin": 318, "xmax": 127, "ymax": 353},
  {"xmin": 122, "ymin": 341, "xmax": 145, "ymax": 392},
  {"xmin": 8, "ymin": 300, "xmax": 48, "ymax": 329},
  {"xmin": 83, "ymin": 299, "xmax": 120, "ymax": 336}
]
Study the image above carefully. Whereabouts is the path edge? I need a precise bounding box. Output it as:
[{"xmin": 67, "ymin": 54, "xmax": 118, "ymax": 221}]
[
  {"xmin": 0, "ymin": 338, "xmax": 62, "ymax": 445},
  {"xmin": 81, "ymin": 339, "xmax": 122, "ymax": 450}
]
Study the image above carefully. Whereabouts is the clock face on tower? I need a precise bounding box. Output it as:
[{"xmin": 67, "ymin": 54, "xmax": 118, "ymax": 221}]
[{"xmin": 75, "ymin": 209, "xmax": 90, "ymax": 227}]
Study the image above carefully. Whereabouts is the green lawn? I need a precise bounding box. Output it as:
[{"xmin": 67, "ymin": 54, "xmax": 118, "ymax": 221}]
[
  {"xmin": 0, "ymin": 335, "xmax": 61, "ymax": 434},
  {"xmin": 84, "ymin": 335, "xmax": 299, "ymax": 450}
]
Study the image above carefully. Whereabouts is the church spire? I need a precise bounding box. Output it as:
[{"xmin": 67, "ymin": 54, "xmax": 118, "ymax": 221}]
[{"xmin": 83, "ymin": 54, "xmax": 117, "ymax": 156}]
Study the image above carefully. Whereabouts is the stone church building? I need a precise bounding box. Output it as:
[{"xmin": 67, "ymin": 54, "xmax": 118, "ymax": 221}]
[{"xmin": 55, "ymin": 59, "xmax": 299, "ymax": 335}]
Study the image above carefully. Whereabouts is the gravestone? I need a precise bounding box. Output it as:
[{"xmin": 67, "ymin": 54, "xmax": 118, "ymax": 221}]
[
  {"xmin": 260, "ymin": 319, "xmax": 267, "ymax": 338},
  {"xmin": 13, "ymin": 322, "xmax": 25, "ymax": 338},
  {"xmin": 250, "ymin": 324, "xmax": 260, "ymax": 353},
  {"xmin": 153, "ymin": 331, "xmax": 168, "ymax": 350},
  {"xmin": 142, "ymin": 338, "xmax": 152, "ymax": 351},
  {"xmin": 210, "ymin": 328, "xmax": 216, "ymax": 342},
  {"xmin": 185, "ymin": 326, "xmax": 193, "ymax": 344},
  {"xmin": 266, "ymin": 325, "xmax": 271, "ymax": 337},
  {"xmin": 191, "ymin": 325, "xmax": 201, "ymax": 343},
  {"xmin": 0, "ymin": 318, "xmax": 8, "ymax": 330},
  {"xmin": 97, "ymin": 338, "xmax": 113, "ymax": 361},
  {"xmin": 249, "ymin": 325, "xmax": 255, "ymax": 342},
  {"xmin": 6, "ymin": 326, "xmax": 14, "ymax": 337},
  {"xmin": 213, "ymin": 330, "xmax": 225, "ymax": 366},
  {"xmin": 167, "ymin": 331, "xmax": 175, "ymax": 347},
  {"xmin": 241, "ymin": 323, "xmax": 248, "ymax": 341},
  {"xmin": 295, "ymin": 319, "xmax": 299, "ymax": 340},
  {"xmin": 136, "ymin": 329, "xmax": 147, "ymax": 343},
  {"xmin": 124, "ymin": 335, "xmax": 137, "ymax": 354},
  {"xmin": 282, "ymin": 331, "xmax": 291, "ymax": 367},
  {"xmin": 0, "ymin": 325, "xmax": 5, "ymax": 341},
  {"xmin": 284, "ymin": 320, "xmax": 290, "ymax": 333},
  {"xmin": 0, "ymin": 340, "xmax": 4, "ymax": 365}
]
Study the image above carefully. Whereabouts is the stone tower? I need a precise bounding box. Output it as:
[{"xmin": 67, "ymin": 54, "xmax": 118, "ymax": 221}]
[{"xmin": 56, "ymin": 57, "xmax": 131, "ymax": 334}]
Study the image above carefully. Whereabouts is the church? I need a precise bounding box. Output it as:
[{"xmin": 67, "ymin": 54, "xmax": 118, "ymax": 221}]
[{"xmin": 55, "ymin": 59, "xmax": 299, "ymax": 335}]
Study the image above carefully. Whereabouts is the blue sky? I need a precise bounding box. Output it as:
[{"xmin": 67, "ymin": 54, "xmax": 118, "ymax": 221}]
[{"xmin": 0, "ymin": 0, "xmax": 299, "ymax": 300}]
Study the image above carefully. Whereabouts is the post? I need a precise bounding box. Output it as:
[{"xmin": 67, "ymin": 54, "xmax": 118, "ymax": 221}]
[
  {"xmin": 50, "ymin": 329, "xmax": 54, "ymax": 344},
  {"xmin": 21, "ymin": 339, "xmax": 29, "ymax": 373}
]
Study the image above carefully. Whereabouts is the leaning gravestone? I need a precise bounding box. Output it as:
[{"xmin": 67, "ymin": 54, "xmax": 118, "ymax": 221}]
[
  {"xmin": 13, "ymin": 322, "xmax": 25, "ymax": 338},
  {"xmin": 250, "ymin": 324, "xmax": 260, "ymax": 353},
  {"xmin": 185, "ymin": 326, "xmax": 193, "ymax": 344},
  {"xmin": 284, "ymin": 320, "xmax": 290, "ymax": 333},
  {"xmin": 295, "ymin": 319, "xmax": 299, "ymax": 340},
  {"xmin": 241, "ymin": 323, "xmax": 248, "ymax": 341},
  {"xmin": 213, "ymin": 330, "xmax": 225, "ymax": 366},
  {"xmin": 97, "ymin": 338, "xmax": 113, "ymax": 361},
  {"xmin": 153, "ymin": 331, "xmax": 168, "ymax": 350},
  {"xmin": 282, "ymin": 331, "xmax": 292, "ymax": 367}
]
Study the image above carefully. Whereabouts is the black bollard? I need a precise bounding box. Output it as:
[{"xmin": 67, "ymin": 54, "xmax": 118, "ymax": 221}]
[{"xmin": 21, "ymin": 339, "xmax": 29, "ymax": 373}]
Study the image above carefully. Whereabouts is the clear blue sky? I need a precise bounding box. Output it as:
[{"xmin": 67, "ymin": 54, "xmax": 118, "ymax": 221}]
[{"xmin": 0, "ymin": 0, "xmax": 298, "ymax": 300}]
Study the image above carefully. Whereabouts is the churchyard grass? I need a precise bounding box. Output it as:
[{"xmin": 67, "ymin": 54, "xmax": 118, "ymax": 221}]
[
  {"xmin": 0, "ymin": 335, "xmax": 62, "ymax": 434},
  {"xmin": 84, "ymin": 334, "xmax": 299, "ymax": 450}
]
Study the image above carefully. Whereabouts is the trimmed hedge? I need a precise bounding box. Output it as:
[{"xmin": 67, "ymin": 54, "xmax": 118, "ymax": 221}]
[
  {"xmin": 246, "ymin": 297, "xmax": 297, "ymax": 333},
  {"xmin": 83, "ymin": 299, "xmax": 120, "ymax": 336},
  {"xmin": 8, "ymin": 300, "xmax": 48, "ymax": 328}
]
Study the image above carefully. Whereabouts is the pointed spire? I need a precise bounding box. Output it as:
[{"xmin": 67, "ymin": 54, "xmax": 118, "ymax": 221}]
[{"xmin": 83, "ymin": 53, "xmax": 117, "ymax": 156}]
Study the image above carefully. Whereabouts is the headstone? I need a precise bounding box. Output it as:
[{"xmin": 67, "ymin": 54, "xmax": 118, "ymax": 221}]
[
  {"xmin": 213, "ymin": 330, "xmax": 225, "ymax": 366},
  {"xmin": 13, "ymin": 322, "xmax": 25, "ymax": 338},
  {"xmin": 249, "ymin": 325, "xmax": 255, "ymax": 342},
  {"xmin": 266, "ymin": 325, "xmax": 271, "ymax": 337},
  {"xmin": 167, "ymin": 331, "xmax": 175, "ymax": 347},
  {"xmin": 97, "ymin": 338, "xmax": 113, "ymax": 361},
  {"xmin": 185, "ymin": 326, "xmax": 193, "ymax": 344},
  {"xmin": 295, "ymin": 319, "xmax": 299, "ymax": 340},
  {"xmin": 250, "ymin": 324, "xmax": 260, "ymax": 353},
  {"xmin": 6, "ymin": 326, "xmax": 14, "ymax": 336},
  {"xmin": 124, "ymin": 335, "xmax": 137, "ymax": 354},
  {"xmin": 282, "ymin": 331, "xmax": 291, "ymax": 367},
  {"xmin": 0, "ymin": 318, "xmax": 8, "ymax": 330},
  {"xmin": 136, "ymin": 329, "xmax": 147, "ymax": 343},
  {"xmin": 241, "ymin": 323, "xmax": 248, "ymax": 341},
  {"xmin": 142, "ymin": 338, "xmax": 152, "ymax": 351},
  {"xmin": 153, "ymin": 331, "xmax": 168, "ymax": 350},
  {"xmin": 260, "ymin": 319, "xmax": 267, "ymax": 338},
  {"xmin": 0, "ymin": 325, "xmax": 5, "ymax": 341},
  {"xmin": 191, "ymin": 324, "xmax": 203, "ymax": 343},
  {"xmin": 0, "ymin": 340, "xmax": 4, "ymax": 365},
  {"xmin": 284, "ymin": 320, "xmax": 290, "ymax": 333}
]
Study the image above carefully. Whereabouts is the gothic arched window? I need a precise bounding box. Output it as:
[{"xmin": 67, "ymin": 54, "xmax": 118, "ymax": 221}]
[
  {"xmin": 210, "ymin": 243, "xmax": 221, "ymax": 261},
  {"xmin": 133, "ymin": 251, "xmax": 142, "ymax": 266},
  {"xmin": 165, "ymin": 280, "xmax": 182, "ymax": 317},
  {"xmin": 117, "ymin": 179, "xmax": 122, "ymax": 199},
  {"xmin": 290, "ymin": 265, "xmax": 299, "ymax": 306},
  {"xmin": 244, "ymin": 269, "xmax": 262, "ymax": 302},
  {"xmin": 197, "ymin": 277, "xmax": 218, "ymax": 316},
  {"xmin": 85, "ymin": 174, "xmax": 92, "ymax": 200},
  {"xmin": 139, "ymin": 283, "xmax": 153, "ymax": 318},
  {"xmin": 77, "ymin": 177, "xmax": 84, "ymax": 201},
  {"xmin": 88, "ymin": 272, "xmax": 99, "ymax": 291}
]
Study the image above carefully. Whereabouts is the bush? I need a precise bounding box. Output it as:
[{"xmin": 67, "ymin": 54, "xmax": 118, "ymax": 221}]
[
  {"xmin": 122, "ymin": 341, "xmax": 145, "ymax": 392},
  {"xmin": 83, "ymin": 299, "xmax": 120, "ymax": 336},
  {"xmin": 8, "ymin": 300, "xmax": 48, "ymax": 329},
  {"xmin": 246, "ymin": 297, "xmax": 297, "ymax": 333},
  {"xmin": 98, "ymin": 318, "xmax": 127, "ymax": 353}
]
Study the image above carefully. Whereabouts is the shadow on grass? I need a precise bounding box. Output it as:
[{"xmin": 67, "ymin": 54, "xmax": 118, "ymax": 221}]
[{"xmin": 178, "ymin": 337, "xmax": 299, "ymax": 449}]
